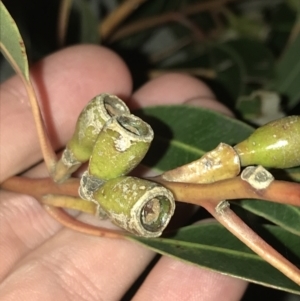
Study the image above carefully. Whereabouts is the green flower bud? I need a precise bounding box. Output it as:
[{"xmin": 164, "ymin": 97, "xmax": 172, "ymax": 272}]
[
  {"xmin": 93, "ymin": 176, "xmax": 175, "ymax": 237},
  {"xmin": 67, "ymin": 93, "xmax": 130, "ymax": 162},
  {"xmin": 234, "ymin": 116, "xmax": 300, "ymax": 168},
  {"xmin": 88, "ymin": 114, "xmax": 154, "ymax": 180},
  {"xmin": 162, "ymin": 143, "xmax": 240, "ymax": 183}
]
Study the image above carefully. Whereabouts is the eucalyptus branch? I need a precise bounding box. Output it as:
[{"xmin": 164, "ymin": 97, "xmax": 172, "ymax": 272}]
[
  {"xmin": 2, "ymin": 170, "xmax": 300, "ymax": 214},
  {"xmin": 149, "ymin": 36, "xmax": 193, "ymax": 63},
  {"xmin": 99, "ymin": 0, "xmax": 147, "ymax": 40},
  {"xmin": 2, "ymin": 161, "xmax": 300, "ymax": 285},
  {"xmin": 0, "ymin": 176, "xmax": 127, "ymax": 238},
  {"xmin": 43, "ymin": 205, "xmax": 126, "ymax": 239},
  {"xmin": 109, "ymin": 0, "xmax": 236, "ymax": 42},
  {"xmin": 153, "ymin": 176, "xmax": 300, "ymax": 208},
  {"xmin": 280, "ymin": 17, "xmax": 300, "ymax": 60},
  {"xmin": 42, "ymin": 195, "xmax": 97, "ymax": 214},
  {"xmin": 153, "ymin": 156, "xmax": 300, "ymax": 285},
  {"xmin": 149, "ymin": 68, "xmax": 217, "ymax": 80},
  {"xmin": 203, "ymin": 200, "xmax": 300, "ymax": 286},
  {"xmin": 57, "ymin": 0, "xmax": 72, "ymax": 47},
  {"xmin": 24, "ymin": 83, "xmax": 58, "ymax": 175}
]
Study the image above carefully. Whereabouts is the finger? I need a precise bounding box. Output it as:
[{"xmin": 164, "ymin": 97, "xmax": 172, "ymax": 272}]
[
  {"xmin": 130, "ymin": 74, "xmax": 246, "ymax": 300},
  {"xmin": 132, "ymin": 256, "xmax": 247, "ymax": 301},
  {"xmin": 0, "ymin": 44, "xmax": 132, "ymax": 280},
  {"xmin": 129, "ymin": 73, "xmax": 232, "ymax": 116},
  {"xmin": 0, "ymin": 44, "xmax": 132, "ymax": 182},
  {"xmin": 0, "ymin": 73, "xmax": 232, "ymax": 301}
]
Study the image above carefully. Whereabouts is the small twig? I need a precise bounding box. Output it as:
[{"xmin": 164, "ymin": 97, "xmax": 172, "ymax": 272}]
[
  {"xmin": 149, "ymin": 68, "xmax": 217, "ymax": 79},
  {"xmin": 42, "ymin": 194, "xmax": 97, "ymax": 214},
  {"xmin": 100, "ymin": 0, "xmax": 147, "ymax": 40},
  {"xmin": 203, "ymin": 200, "xmax": 300, "ymax": 285},
  {"xmin": 109, "ymin": 0, "xmax": 236, "ymax": 42},
  {"xmin": 25, "ymin": 83, "xmax": 58, "ymax": 175},
  {"xmin": 0, "ymin": 176, "xmax": 79, "ymax": 199},
  {"xmin": 0, "ymin": 45, "xmax": 58, "ymax": 174},
  {"xmin": 173, "ymin": 13, "xmax": 206, "ymax": 41},
  {"xmin": 57, "ymin": 0, "xmax": 73, "ymax": 47},
  {"xmin": 279, "ymin": 17, "xmax": 300, "ymax": 60},
  {"xmin": 149, "ymin": 36, "xmax": 193, "ymax": 64},
  {"xmin": 44, "ymin": 205, "xmax": 126, "ymax": 239}
]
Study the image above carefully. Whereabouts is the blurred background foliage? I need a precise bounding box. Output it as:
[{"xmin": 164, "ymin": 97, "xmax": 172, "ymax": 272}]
[
  {"xmin": 1, "ymin": 1, "xmax": 300, "ymax": 299},
  {"xmin": 1, "ymin": 0, "xmax": 300, "ymax": 125}
]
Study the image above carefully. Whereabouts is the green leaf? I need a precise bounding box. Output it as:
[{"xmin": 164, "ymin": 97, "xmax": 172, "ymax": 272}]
[
  {"xmin": 267, "ymin": 2, "xmax": 296, "ymax": 55},
  {"xmin": 209, "ymin": 43, "xmax": 247, "ymax": 101},
  {"xmin": 286, "ymin": 0, "xmax": 300, "ymax": 14},
  {"xmin": 226, "ymin": 39, "xmax": 275, "ymax": 82},
  {"xmin": 224, "ymin": 9, "xmax": 268, "ymax": 40},
  {"xmin": 136, "ymin": 105, "xmax": 254, "ymax": 171},
  {"xmin": 73, "ymin": 0, "xmax": 99, "ymax": 44},
  {"xmin": 0, "ymin": 1, "xmax": 29, "ymax": 82},
  {"xmin": 285, "ymin": 166, "xmax": 300, "ymax": 182},
  {"xmin": 274, "ymin": 33, "xmax": 300, "ymax": 109},
  {"xmin": 239, "ymin": 200, "xmax": 300, "ymax": 236},
  {"xmin": 131, "ymin": 223, "xmax": 300, "ymax": 294},
  {"xmin": 164, "ymin": 43, "xmax": 246, "ymax": 102}
]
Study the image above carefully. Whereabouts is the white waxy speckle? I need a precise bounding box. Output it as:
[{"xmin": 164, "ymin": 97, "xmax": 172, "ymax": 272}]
[{"xmin": 114, "ymin": 136, "xmax": 132, "ymax": 152}]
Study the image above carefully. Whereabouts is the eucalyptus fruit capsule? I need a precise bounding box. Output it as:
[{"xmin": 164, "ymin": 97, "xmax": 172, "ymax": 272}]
[
  {"xmin": 93, "ymin": 176, "xmax": 175, "ymax": 237},
  {"xmin": 54, "ymin": 94, "xmax": 130, "ymax": 182},
  {"xmin": 88, "ymin": 114, "xmax": 154, "ymax": 180},
  {"xmin": 234, "ymin": 116, "xmax": 300, "ymax": 168},
  {"xmin": 67, "ymin": 93, "xmax": 130, "ymax": 162}
]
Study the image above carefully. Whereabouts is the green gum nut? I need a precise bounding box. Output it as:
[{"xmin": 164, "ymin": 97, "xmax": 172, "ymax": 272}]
[
  {"xmin": 234, "ymin": 116, "xmax": 300, "ymax": 168},
  {"xmin": 66, "ymin": 93, "xmax": 130, "ymax": 162},
  {"xmin": 88, "ymin": 114, "xmax": 154, "ymax": 180},
  {"xmin": 93, "ymin": 176, "xmax": 175, "ymax": 237}
]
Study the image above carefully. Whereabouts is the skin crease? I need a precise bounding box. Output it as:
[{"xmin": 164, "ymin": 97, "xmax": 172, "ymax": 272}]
[{"xmin": 0, "ymin": 45, "xmax": 247, "ymax": 300}]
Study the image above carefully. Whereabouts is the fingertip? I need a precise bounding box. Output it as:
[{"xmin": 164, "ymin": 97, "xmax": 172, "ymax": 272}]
[
  {"xmin": 32, "ymin": 44, "xmax": 133, "ymax": 110},
  {"xmin": 133, "ymin": 256, "xmax": 247, "ymax": 301},
  {"xmin": 184, "ymin": 97, "xmax": 234, "ymax": 117},
  {"xmin": 130, "ymin": 73, "xmax": 233, "ymax": 116},
  {"xmin": 131, "ymin": 73, "xmax": 214, "ymax": 107}
]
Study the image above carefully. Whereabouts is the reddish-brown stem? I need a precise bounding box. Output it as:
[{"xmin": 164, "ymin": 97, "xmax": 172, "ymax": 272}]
[
  {"xmin": 109, "ymin": 0, "xmax": 236, "ymax": 42},
  {"xmin": 44, "ymin": 205, "xmax": 126, "ymax": 239},
  {"xmin": 149, "ymin": 68, "xmax": 216, "ymax": 80},
  {"xmin": 100, "ymin": 0, "xmax": 147, "ymax": 39},
  {"xmin": 2, "ymin": 175, "xmax": 300, "ymax": 208},
  {"xmin": 203, "ymin": 200, "xmax": 300, "ymax": 285},
  {"xmin": 153, "ymin": 176, "xmax": 300, "ymax": 208},
  {"xmin": 1, "ymin": 176, "xmax": 79, "ymax": 200},
  {"xmin": 42, "ymin": 195, "xmax": 97, "ymax": 214},
  {"xmin": 1, "ymin": 176, "xmax": 126, "ymax": 238},
  {"xmin": 57, "ymin": 0, "xmax": 72, "ymax": 47},
  {"xmin": 0, "ymin": 44, "xmax": 57, "ymax": 174},
  {"xmin": 25, "ymin": 82, "xmax": 58, "ymax": 175}
]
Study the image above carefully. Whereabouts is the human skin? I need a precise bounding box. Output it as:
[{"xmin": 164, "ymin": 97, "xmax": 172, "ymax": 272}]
[{"xmin": 0, "ymin": 45, "xmax": 247, "ymax": 301}]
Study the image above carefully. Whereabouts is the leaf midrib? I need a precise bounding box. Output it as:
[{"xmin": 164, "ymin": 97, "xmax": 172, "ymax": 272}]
[{"xmin": 137, "ymin": 237, "xmax": 263, "ymax": 261}]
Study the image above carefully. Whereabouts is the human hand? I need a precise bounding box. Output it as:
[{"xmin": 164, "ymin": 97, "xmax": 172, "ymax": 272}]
[{"xmin": 0, "ymin": 45, "xmax": 247, "ymax": 300}]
